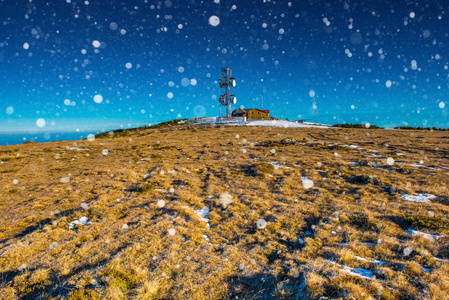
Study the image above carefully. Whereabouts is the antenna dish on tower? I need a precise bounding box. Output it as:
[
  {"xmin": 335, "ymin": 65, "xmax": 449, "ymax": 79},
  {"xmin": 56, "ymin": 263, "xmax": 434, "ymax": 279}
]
[{"xmin": 218, "ymin": 67, "xmax": 237, "ymax": 119}]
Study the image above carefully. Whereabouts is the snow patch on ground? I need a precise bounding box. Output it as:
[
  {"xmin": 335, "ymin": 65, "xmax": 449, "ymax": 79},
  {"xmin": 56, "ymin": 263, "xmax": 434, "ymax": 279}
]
[
  {"xmin": 69, "ymin": 216, "xmax": 90, "ymax": 229},
  {"xmin": 328, "ymin": 260, "xmax": 378, "ymax": 280},
  {"xmin": 396, "ymin": 162, "xmax": 444, "ymax": 171},
  {"xmin": 268, "ymin": 162, "xmax": 282, "ymax": 170},
  {"xmin": 401, "ymin": 194, "xmax": 437, "ymax": 203},
  {"xmin": 407, "ymin": 229, "xmax": 442, "ymax": 241},
  {"xmin": 409, "ymin": 163, "xmax": 444, "ymax": 171},
  {"xmin": 194, "ymin": 207, "xmax": 210, "ymax": 222},
  {"xmin": 434, "ymin": 257, "xmax": 449, "ymax": 262},
  {"xmin": 194, "ymin": 207, "xmax": 211, "ymax": 229},
  {"xmin": 69, "ymin": 147, "xmax": 89, "ymax": 151},
  {"xmin": 420, "ymin": 265, "xmax": 431, "ymax": 272},
  {"xmin": 355, "ymin": 256, "xmax": 385, "ymax": 265}
]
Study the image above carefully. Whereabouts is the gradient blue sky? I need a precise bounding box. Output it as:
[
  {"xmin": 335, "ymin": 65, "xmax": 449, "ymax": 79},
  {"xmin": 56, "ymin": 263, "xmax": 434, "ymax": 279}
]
[{"xmin": 1, "ymin": 0, "xmax": 448, "ymax": 138}]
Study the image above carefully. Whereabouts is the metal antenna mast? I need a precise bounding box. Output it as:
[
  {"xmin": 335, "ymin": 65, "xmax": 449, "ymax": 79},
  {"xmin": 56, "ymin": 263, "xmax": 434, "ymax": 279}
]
[
  {"xmin": 314, "ymin": 95, "xmax": 318, "ymax": 124},
  {"xmin": 218, "ymin": 67, "xmax": 236, "ymax": 119},
  {"xmin": 261, "ymin": 92, "xmax": 264, "ymax": 110}
]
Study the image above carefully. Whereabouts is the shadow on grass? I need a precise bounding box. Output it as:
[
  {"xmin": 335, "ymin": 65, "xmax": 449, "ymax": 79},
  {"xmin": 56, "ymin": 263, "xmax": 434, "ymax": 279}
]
[
  {"xmin": 0, "ymin": 207, "xmax": 83, "ymax": 245},
  {"xmin": 225, "ymin": 272, "xmax": 310, "ymax": 300},
  {"xmin": 1, "ymin": 243, "xmax": 131, "ymax": 299}
]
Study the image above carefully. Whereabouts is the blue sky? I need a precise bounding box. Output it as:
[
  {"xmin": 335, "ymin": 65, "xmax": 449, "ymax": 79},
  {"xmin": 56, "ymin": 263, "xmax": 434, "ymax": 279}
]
[{"xmin": 1, "ymin": 0, "xmax": 448, "ymax": 136}]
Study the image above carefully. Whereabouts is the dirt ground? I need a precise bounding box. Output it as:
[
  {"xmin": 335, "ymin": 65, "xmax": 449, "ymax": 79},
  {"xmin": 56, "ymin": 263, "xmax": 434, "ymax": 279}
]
[{"xmin": 1, "ymin": 123, "xmax": 448, "ymax": 299}]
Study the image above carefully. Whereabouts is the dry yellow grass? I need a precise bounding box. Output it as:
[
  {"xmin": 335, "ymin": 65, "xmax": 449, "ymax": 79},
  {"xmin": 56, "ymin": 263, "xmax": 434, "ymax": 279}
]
[{"xmin": 0, "ymin": 122, "xmax": 448, "ymax": 299}]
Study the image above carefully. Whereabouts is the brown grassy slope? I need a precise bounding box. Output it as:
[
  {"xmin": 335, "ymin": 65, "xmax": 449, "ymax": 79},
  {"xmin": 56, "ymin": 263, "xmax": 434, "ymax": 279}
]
[{"xmin": 0, "ymin": 124, "xmax": 449, "ymax": 299}]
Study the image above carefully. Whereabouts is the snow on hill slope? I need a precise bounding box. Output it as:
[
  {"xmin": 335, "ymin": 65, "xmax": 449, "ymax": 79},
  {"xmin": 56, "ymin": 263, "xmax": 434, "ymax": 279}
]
[
  {"xmin": 246, "ymin": 120, "xmax": 329, "ymax": 128},
  {"xmin": 184, "ymin": 117, "xmax": 329, "ymax": 128}
]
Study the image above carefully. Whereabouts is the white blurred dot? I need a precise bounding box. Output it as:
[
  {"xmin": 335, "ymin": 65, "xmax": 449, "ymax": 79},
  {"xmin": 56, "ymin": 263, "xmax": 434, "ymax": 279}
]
[
  {"xmin": 257, "ymin": 219, "xmax": 267, "ymax": 229},
  {"xmin": 279, "ymin": 28, "xmax": 285, "ymax": 34},
  {"xmin": 351, "ymin": 105, "xmax": 355, "ymax": 109},
  {"xmin": 387, "ymin": 157, "xmax": 395, "ymax": 165},
  {"xmin": 122, "ymin": 224, "xmax": 129, "ymax": 230},
  {"xmin": 23, "ymin": 42, "xmax": 30, "ymax": 50},
  {"xmin": 178, "ymin": 66, "xmax": 185, "ymax": 73},
  {"xmin": 190, "ymin": 78, "xmax": 197, "ymax": 86},
  {"xmin": 125, "ymin": 62, "xmax": 133, "ymax": 69},
  {"xmin": 157, "ymin": 200, "xmax": 165, "ymax": 208},
  {"xmin": 109, "ymin": 22, "xmax": 118, "ymax": 30},
  {"xmin": 365, "ymin": 123, "xmax": 371, "ymax": 128},
  {"xmin": 385, "ymin": 80, "xmax": 392, "ymax": 88},
  {"xmin": 302, "ymin": 179, "xmax": 314, "ymax": 189},
  {"xmin": 309, "ymin": 90, "xmax": 316, "ymax": 97},
  {"xmin": 81, "ymin": 202, "xmax": 88, "ymax": 210},
  {"xmin": 403, "ymin": 247, "xmax": 413, "ymax": 256},
  {"xmin": 181, "ymin": 78, "xmax": 190, "ymax": 87},
  {"xmin": 209, "ymin": 15, "xmax": 220, "ymax": 26},
  {"xmin": 167, "ymin": 92, "xmax": 174, "ymax": 99},
  {"xmin": 6, "ymin": 106, "xmax": 14, "ymax": 115},
  {"xmin": 36, "ymin": 118, "xmax": 46, "ymax": 128},
  {"xmin": 220, "ymin": 192, "xmax": 233, "ymax": 206},
  {"xmin": 168, "ymin": 228, "xmax": 176, "ymax": 236},
  {"xmin": 193, "ymin": 105, "xmax": 206, "ymax": 117},
  {"xmin": 13, "ymin": 179, "xmax": 18, "ymax": 185},
  {"xmin": 92, "ymin": 40, "xmax": 101, "ymax": 48},
  {"xmin": 235, "ymin": 134, "xmax": 240, "ymax": 139},
  {"xmin": 334, "ymin": 152, "xmax": 339, "ymax": 157},
  {"xmin": 93, "ymin": 94, "xmax": 103, "ymax": 104},
  {"xmin": 439, "ymin": 101, "xmax": 445, "ymax": 109},
  {"xmin": 270, "ymin": 149, "xmax": 276, "ymax": 154},
  {"xmin": 87, "ymin": 134, "xmax": 95, "ymax": 142},
  {"xmin": 64, "ymin": 99, "xmax": 71, "ymax": 106},
  {"xmin": 102, "ymin": 149, "xmax": 109, "ymax": 155},
  {"xmin": 409, "ymin": 12, "xmax": 415, "ymax": 19}
]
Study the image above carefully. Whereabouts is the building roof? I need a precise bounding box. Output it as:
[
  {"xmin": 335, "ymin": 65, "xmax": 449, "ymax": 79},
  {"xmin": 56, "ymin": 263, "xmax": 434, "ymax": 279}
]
[
  {"xmin": 231, "ymin": 108, "xmax": 247, "ymax": 116},
  {"xmin": 232, "ymin": 108, "xmax": 270, "ymax": 116}
]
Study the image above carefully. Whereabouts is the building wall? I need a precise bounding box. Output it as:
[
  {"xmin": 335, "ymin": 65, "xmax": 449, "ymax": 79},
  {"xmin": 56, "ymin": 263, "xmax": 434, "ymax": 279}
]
[{"xmin": 247, "ymin": 109, "xmax": 269, "ymax": 120}]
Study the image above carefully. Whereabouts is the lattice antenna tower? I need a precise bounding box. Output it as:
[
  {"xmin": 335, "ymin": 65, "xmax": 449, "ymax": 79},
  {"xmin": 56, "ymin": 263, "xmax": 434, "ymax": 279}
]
[{"xmin": 218, "ymin": 67, "xmax": 236, "ymax": 119}]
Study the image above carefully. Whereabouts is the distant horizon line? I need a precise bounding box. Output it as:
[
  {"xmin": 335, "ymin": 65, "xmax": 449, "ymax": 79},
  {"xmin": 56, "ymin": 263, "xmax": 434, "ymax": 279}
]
[{"xmin": 0, "ymin": 117, "xmax": 448, "ymax": 135}]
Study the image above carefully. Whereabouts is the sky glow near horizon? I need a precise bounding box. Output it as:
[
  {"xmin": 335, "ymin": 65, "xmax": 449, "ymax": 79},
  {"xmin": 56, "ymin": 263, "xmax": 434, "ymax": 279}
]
[{"xmin": 1, "ymin": 0, "xmax": 449, "ymax": 137}]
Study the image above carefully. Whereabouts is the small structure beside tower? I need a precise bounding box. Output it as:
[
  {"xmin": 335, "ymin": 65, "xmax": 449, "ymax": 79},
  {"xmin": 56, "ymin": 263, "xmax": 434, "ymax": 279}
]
[{"xmin": 232, "ymin": 108, "xmax": 270, "ymax": 120}]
